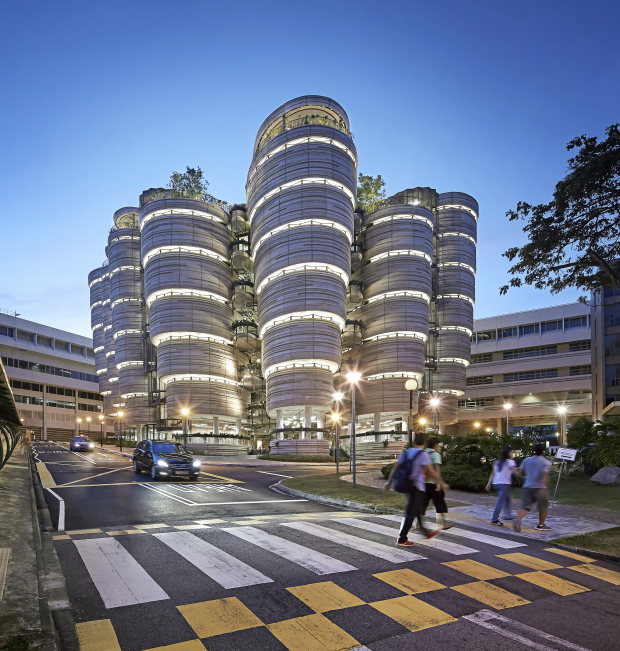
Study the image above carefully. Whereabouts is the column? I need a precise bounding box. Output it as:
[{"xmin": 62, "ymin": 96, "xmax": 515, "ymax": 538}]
[
  {"xmin": 374, "ymin": 412, "xmax": 381, "ymax": 441},
  {"xmin": 236, "ymin": 418, "xmax": 242, "ymax": 436},
  {"xmin": 303, "ymin": 406, "xmax": 312, "ymax": 438},
  {"xmin": 213, "ymin": 416, "xmax": 219, "ymax": 437},
  {"xmin": 316, "ymin": 413, "xmax": 324, "ymax": 439},
  {"xmin": 276, "ymin": 409, "xmax": 283, "ymax": 430},
  {"xmin": 42, "ymin": 385, "xmax": 47, "ymax": 441}
]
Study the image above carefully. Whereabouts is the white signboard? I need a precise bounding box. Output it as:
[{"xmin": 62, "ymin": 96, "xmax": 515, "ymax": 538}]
[{"xmin": 555, "ymin": 447, "xmax": 577, "ymax": 461}]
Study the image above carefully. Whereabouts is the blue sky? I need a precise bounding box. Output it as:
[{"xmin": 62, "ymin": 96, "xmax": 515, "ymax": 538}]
[{"xmin": 0, "ymin": 1, "xmax": 618, "ymax": 336}]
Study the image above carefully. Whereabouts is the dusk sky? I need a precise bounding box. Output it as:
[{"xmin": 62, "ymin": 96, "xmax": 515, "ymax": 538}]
[{"xmin": 1, "ymin": 1, "xmax": 618, "ymax": 337}]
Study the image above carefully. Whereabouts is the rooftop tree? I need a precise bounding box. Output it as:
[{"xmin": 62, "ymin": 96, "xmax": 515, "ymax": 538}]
[
  {"xmin": 167, "ymin": 166, "xmax": 229, "ymax": 209},
  {"xmin": 356, "ymin": 173, "xmax": 387, "ymax": 214}
]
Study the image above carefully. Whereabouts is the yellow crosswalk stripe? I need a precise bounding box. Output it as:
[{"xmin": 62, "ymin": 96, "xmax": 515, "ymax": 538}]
[
  {"xmin": 370, "ymin": 595, "xmax": 457, "ymax": 632},
  {"xmin": 496, "ymin": 553, "xmax": 562, "ymax": 571},
  {"xmin": 37, "ymin": 462, "xmax": 56, "ymax": 488},
  {"xmin": 443, "ymin": 560, "xmax": 510, "ymax": 581},
  {"xmin": 373, "ymin": 569, "xmax": 445, "ymax": 594},
  {"xmin": 516, "ymin": 571, "xmax": 590, "ymax": 596},
  {"xmin": 135, "ymin": 523, "xmax": 170, "ymax": 529},
  {"xmin": 543, "ymin": 548, "xmax": 596, "ymax": 563},
  {"xmin": 106, "ymin": 530, "xmax": 146, "ymax": 536},
  {"xmin": 178, "ymin": 597, "xmax": 264, "ymax": 638},
  {"xmin": 65, "ymin": 529, "xmax": 102, "ymax": 535},
  {"xmin": 75, "ymin": 619, "xmax": 121, "ymax": 651},
  {"xmin": 144, "ymin": 641, "xmax": 206, "ymax": 651},
  {"xmin": 287, "ymin": 581, "xmax": 365, "ymax": 613},
  {"xmin": 451, "ymin": 581, "xmax": 531, "ymax": 609},
  {"xmin": 568, "ymin": 564, "xmax": 620, "ymax": 585},
  {"xmin": 52, "ymin": 535, "xmax": 71, "ymax": 541},
  {"xmin": 268, "ymin": 613, "xmax": 359, "ymax": 651}
]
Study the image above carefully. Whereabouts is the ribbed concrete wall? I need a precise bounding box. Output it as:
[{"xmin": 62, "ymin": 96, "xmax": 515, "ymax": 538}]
[
  {"xmin": 248, "ymin": 97, "xmax": 357, "ymax": 417},
  {"xmin": 435, "ymin": 192, "xmax": 478, "ymax": 425}
]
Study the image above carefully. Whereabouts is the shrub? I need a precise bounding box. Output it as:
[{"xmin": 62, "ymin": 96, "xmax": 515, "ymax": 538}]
[
  {"xmin": 381, "ymin": 462, "xmax": 395, "ymax": 479},
  {"xmin": 441, "ymin": 464, "xmax": 490, "ymax": 492}
]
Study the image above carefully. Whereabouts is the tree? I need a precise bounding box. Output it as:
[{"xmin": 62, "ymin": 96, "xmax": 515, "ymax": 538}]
[
  {"xmin": 589, "ymin": 417, "xmax": 620, "ymax": 468},
  {"xmin": 566, "ymin": 417, "xmax": 596, "ymax": 448},
  {"xmin": 500, "ymin": 124, "xmax": 620, "ymax": 301},
  {"xmin": 167, "ymin": 166, "xmax": 229, "ymax": 209},
  {"xmin": 517, "ymin": 425, "xmax": 556, "ymax": 448},
  {"xmin": 356, "ymin": 173, "xmax": 386, "ymax": 214}
]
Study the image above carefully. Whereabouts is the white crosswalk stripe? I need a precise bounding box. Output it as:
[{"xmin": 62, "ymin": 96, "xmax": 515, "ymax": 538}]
[
  {"xmin": 223, "ymin": 526, "xmax": 358, "ymax": 574},
  {"xmin": 378, "ymin": 515, "xmax": 527, "ymax": 549},
  {"xmin": 74, "ymin": 538, "xmax": 168, "ymax": 608},
  {"xmin": 281, "ymin": 521, "xmax": 427, "ymax": 562},
  {"xmin": 154, "ymin": 531, "xmax": 273, "ymax": 588},
  {"xmin": 334, "ymin": 518, "xmax": 479, "ymax": 555}
]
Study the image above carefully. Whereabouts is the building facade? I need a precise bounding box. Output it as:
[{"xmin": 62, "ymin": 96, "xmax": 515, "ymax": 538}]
[
  {"xmin": 0, "ymin": 312, "xmax": 112, "ymax": 440},
  {"xmin": 591, "ymin": 286, "xmax": 620, "ymax": 420},
  {"xmin": 456, "ymin": 303, "xmax": 592, "ymax": 435}
]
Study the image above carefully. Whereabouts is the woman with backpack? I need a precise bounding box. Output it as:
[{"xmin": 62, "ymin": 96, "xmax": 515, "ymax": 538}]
[{"xmin": 485, "ymin": 446, "xmax": 516, "ymax": 525}]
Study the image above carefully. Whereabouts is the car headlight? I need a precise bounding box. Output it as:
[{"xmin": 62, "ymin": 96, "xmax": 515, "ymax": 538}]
[
  {"xmin": 193, "ymin": 460, "xmax": 201, "ymax": 468},
  {"xmin": 156, "ymin": 460, "xmax": 169, "ymax": 468},
  {"xmin": 89, "ymin": 444, "xmax": 94, "ymax": 449}
]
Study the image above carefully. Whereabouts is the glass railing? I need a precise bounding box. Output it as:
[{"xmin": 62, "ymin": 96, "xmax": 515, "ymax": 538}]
[{"xmin": 257, "ymin": 115, "xmax": 353, "ymax": 153}]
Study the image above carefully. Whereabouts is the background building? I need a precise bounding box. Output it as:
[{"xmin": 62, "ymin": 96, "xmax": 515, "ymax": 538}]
[
  {"xmin": 457, "ymin": 303, "xmax": 592, "ymax": 435},
  {"xmin": 0, "ymin": 311, "xmax": 112, "ymax": 440},
  {"xmin": 591, "ymin": 286, "xmax": 620, "ymax": 420}
]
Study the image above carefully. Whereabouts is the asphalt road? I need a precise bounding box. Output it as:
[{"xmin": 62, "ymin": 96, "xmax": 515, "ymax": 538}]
[{"xmin": 33, "ymin": 442, "xmax": 620, "ymax": 651}]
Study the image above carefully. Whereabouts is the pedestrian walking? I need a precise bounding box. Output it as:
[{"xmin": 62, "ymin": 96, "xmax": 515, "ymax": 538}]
[
  {"xmin": 422, "ymin": 436, "xmax": 452, "ymax": 530},
  {"xmin": 513, "ymin": 443, "xmax": 552, "ymax": 532},
  {"xmin": 384, "ymin": 431, "xmax": 440, "ymax": 545},
  {"xmin": 485, "ymin": 446, "xmax": 516, "ymax": 525}
]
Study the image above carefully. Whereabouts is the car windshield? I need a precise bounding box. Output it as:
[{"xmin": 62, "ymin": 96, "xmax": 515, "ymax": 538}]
[
  {"xmin": 152, "ymin": 443, "xmax": 187, "ymax": 454},
  {"xmin": 75, "ymin": 436, "xmax": 91, "ymax": 442}
]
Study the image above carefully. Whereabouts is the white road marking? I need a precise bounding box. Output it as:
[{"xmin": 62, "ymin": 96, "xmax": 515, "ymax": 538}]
[
  {"xmin": 73, "ymin": 538, "xmax": 168, "ymax": 608},
  {"xmin": 335, "ymin": 518, "xmax": 479, "ymax": 555},
  {"xmin": 223, "ymin": 526, "xmax": 357, "ymax": 574},
  {"xmin": 256, "ymin": 471, "xmax": 294, "ymax": 478},
  {"xmin": 46, "ymin": 488, "xmax": 65, "ymax": 531},
  {"xmin": 463, "ymin": 610, "xmax": 591, "ymax": 650},
  {"xmin": 282, "ymin": 521, "xmax": 426, "ymax": 562},
  {"xmin": 154, "ymin": 531, "xmax": 273, "ymax": 588},
  {"xmin": 138, "ymin": 483, "xmax": 196, "ymax": 505},
  {"xmin": 379, "ymin": 515, "xmax": 527, "ymax": 549}
]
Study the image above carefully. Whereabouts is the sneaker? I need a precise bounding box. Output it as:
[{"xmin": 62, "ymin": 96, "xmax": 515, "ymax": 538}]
[
  {"xmin": 397, "ymin": 540, "xmax": 414, "ymax": 546},
  {"xmin": 536, "ymin": 524, "xmax": 552, "ymax": 531},
  {"xmin": 426, "ymin": 530, "xmax": 439, "ymax": 540},
  {"xmin": 491, "ymin": 520, "xmax": 505, "ymax": 526}
]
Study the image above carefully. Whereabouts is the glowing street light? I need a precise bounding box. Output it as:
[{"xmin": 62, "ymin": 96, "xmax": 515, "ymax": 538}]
[
  {"xmin": 345, "ymin": 372, "xmax": 361, "ymax": 487},
  {"xmin": 419, "ymin": 417, "xmax": 427, "ymax": 426},
  {"xmin": 429, "ymin": 397, "xmax": 440, "ymax": 432},
  {"xmin": 503, "ymin": 403, "xmax": 512, "ymax": 436},
  {"xmin": 404, "ymin": 378, "xmax": 418, "ymax": 448},
  {"xmin": 86, "ymin": 416, "xmax": 92, "ymax": 434},
  {"xmin": 474, "ymin": 422, "xmax": 481, "ymax": 429},
  {"xmin": 98, "ymin": 414, "xmax": 105, "ymax": 448},
  {"xmin": 557, "ymin": 405, "xmax": 567, "ymax": 446},
  {"xmin": 333, "ymin": 392, "xmax": 344, "ymax": 473},
  {"xmin": 181, "ymin": 408, "xmax": 190, "ymax": 449}
]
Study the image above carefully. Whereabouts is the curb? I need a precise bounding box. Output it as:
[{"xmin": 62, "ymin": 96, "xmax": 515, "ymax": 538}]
[{"xmin": 549, "ymin": 541, "xmax": 620, "ymax": 565}]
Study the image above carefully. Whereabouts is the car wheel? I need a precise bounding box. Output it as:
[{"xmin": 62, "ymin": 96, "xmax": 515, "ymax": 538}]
[
  {"xmin": 189, "ymin": 475, "xmax": 198, "ymax": 481},
  {"xmin": 69, "ymin": 444, "xmax": 74, "ymax": 451},
  {"xmin": 150, "ymin": 465, "xmax": 158, "ymax": 481},
  {"xmin": 133, "ymin": 460, "xmax": 141, "ymax": 474}
]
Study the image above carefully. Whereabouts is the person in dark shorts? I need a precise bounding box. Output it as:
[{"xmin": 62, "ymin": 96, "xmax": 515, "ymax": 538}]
[
  {"xmin": 513, "ymin": 443, "xmax": 552, "ymax": 532},
  {"xmin": 423, "ymin": 436, "xmax": 452, "ymax": 530}
]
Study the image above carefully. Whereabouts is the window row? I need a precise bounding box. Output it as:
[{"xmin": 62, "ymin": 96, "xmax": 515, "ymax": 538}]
[
  {"xmin": 78, "ymin": 391, "xmax": 103, "ymax": 401},
  {"xmin": 473, "ymin": 316, "xmax": 589, "ymax": 342},
  {"xmin": 9, "ymin": 380, "xmax": 43, "ymax": 392},
  {"xmin": 0, "ymin": 325, "xmax": 14, "ymax": 337},
  {"xmin": 470, "ymin": 340, "xmax": 590, "ymax": 364},
  {"xmin": 47, "ymin": 386, "xmax": 75, "ymax": 397},
  {"xmin": 8, "ymin": 380, "xmax": 102, "ymax": 401},
  {"xmin": 605, "ymin": 304, "xmax": 620, "ymax": 328},
  {"xmin": 0, "ymin": 357, "xmax": 98, "ymax": 383},
  {"xmin": 569, "ymin": 365, "xmax": 591, "ymax": 376},
  {"xmin": 45, "ymin": 399, "xmax": 76, "ymax": 409},
  {"xmin": 503, "ymin": 345, "xmax": 557, "ymax": 360},
  {"xmin": 458, "ymin": 398, "xmax": 495, "ymax": 407},
  {"xmin": 78, "ymin": 403, "xmax": 103, "ymax": 412},
  {"xmin": 14, "ymin": 394, "xmax": 43, "ymax": 405},
  {"xmin": 503, "ymin": 369, "xmax": 558, "ymax": 382},
  {"xmin": 0, "ymin": 326, "xmax": 95, "ymax": 357}
]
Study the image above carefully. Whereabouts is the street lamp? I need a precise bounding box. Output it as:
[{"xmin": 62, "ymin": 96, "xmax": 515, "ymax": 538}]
[
  {"xmin": 98, "ymin": 414, "xmax": 104, "ymax": 448},
  {"xmin": 86, "ymin": 416, "xmax": 91, "ymax": 434},
  {"xmin": 474, "ymin": 422, "xmax": 481, "ymax": 430},
  {"xmin": 557, "ymin": 406, "xmax": 567, "ymax": 446},
  {"xmin": 118, "ymin": 411, "xmax": 124, "ymax": 451},
  {"xmin": 345, "ymin": 371, "xmax": 361, "ymax": 488},
  {"xmin": 77, "ymin": 417, "xmax": 82, "ymax": 437},
  {"xmin": 419, "ymin": 417, "xmax": 427, "ymax": 427},
  {"xmin": 181, "ymin": 408, "xmax": 190, "ymax": 450},
  {"xmin": 333, "ymin": 392, "xmax": 344, "ymax": 473},
  {"xmin": 404, "ymin": 379, "xmax": 418, "ymax": 448},
  {"xmin": 503, "ymin": 403, "xmax": 512, "ymax": 436},
  {"xmin": 429, "ymin": 397, "xmax": 440, "ymax": 433}
]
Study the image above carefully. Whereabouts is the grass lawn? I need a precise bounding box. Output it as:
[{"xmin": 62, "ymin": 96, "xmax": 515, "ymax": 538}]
[
  {"xmin": 281, "ymin": 473, "xmax": 466, "ymax": 511},
  {"xmin": 554, "ymin": 527, "xmax": 620, "ymax": 557}
]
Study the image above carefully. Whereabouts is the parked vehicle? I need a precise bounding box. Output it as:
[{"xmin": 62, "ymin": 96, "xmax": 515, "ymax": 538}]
[{"xmin": 133, "ymin": 440, "xmax": 200, "ymax": 481}]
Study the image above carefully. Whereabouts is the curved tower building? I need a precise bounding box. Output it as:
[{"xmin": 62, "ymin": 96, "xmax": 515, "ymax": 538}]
[{"xmin": 246, "ymin": 96, "xmax": 357, "ymax": 429}]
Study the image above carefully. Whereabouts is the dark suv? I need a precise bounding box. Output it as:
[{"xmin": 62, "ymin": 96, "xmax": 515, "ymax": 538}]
[{"xmin": 133, "ymin": 440, "xmax": 201, "ymax": 481}]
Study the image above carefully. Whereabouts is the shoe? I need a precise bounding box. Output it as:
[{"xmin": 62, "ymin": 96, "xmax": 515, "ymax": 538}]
[
  {"xmin": 536, "ymin": 524, "xmax": 552, "ymax": 531},
  {"xmin": 491, "ymin": 520, "xmax": 505, "ymax": 526},
  {"xmin": 442, "ymin": 524, "xmax": 454, "ymax": 530},
  {"xmin": 397, "ymin": 540, "xmax": 414, "ymax": 546},
  {"xmin": 426, "ymin": 530, "xmax": 439, "ymax": 540},
  {"xmin": 513, "ymin": 521, "xmax": 522, "ymax": 532}
]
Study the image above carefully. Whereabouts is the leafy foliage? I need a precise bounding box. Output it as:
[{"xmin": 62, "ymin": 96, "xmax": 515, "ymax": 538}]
[
  {"xmin": 166, "ymin": 166, "xmax": 229, "ymax": 210},
  {"xmin": 500, "ymin": 124, "xmax": 620, "ymax": 301},
  {"xmin": 567, "ymin": 417, "xmax": 597, "ymax": 448},
  {"xmin": 517, "ymin": 425, "xmax": 556, "ymax": 447},
  {"xmin": 589, "ymin": 418, "xmax": 620, "ymax": 468},
  {"xmin": 356, "ymin": 173, "xmax": 386, "ymax": 214}
]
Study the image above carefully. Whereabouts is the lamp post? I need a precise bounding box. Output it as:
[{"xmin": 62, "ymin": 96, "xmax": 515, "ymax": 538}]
[
  {"xmin": 86, "ymin": 416, "xmax": 91, "ymax": 435},
  {"xmin": 98, "ymin": 414, "xmax": 104, "ymax": 448},
  {"xmin": 77, "ymin": 417, "xmax": 82, "ymax": 436},
  {"xmin": 404, "ymin": 379, "xmax": 419, "ymax": 448},
  {"xmin": 118, "ymin": 411, "xmax": 124, "ymax": 451},
  {"xmin": 181, "ymin": 408, "xmax": 190, "ymax": 450},
  {"xmin": 557, "ymin": 406, "xmax": 567, "ymax": 447},
  {"xmin": 333, "ymin": 392, "xmax": 343, "ymax": 474},
  {"xmin": 430, "ymin": 397, "xmax": 440, "ymax": 433},
  {"xmin": 345, "ymin": 372, "xmax": 361, "ymax": 488},
  {"xmin": 503, "ymin": 403, "xmax": 512, "ymax": 437}
]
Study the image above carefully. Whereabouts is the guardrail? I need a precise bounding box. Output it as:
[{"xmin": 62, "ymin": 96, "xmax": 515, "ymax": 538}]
[{"xmin": 0, "ymin": 358, "xmax": 21, "ymax": 470}]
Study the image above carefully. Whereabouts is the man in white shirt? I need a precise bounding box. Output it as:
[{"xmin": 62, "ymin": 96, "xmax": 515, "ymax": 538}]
[{"xmin": 513, "ymin": 443, "xmax": 552, "ymax": 532}]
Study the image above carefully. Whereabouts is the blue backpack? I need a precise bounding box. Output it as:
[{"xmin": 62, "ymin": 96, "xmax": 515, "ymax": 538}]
[{"xmin": 393, "ymin": 448, "xmax": 423, "ymax": 493}]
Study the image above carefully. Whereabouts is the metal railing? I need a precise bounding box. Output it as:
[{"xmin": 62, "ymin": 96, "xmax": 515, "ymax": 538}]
[
  {"xmin": 257, "ymin": 115, "xmax": 353, "ymax": 153},
  {"xmin": 0, "ymin": 359, "xmax": 21, "ymax": 470}
]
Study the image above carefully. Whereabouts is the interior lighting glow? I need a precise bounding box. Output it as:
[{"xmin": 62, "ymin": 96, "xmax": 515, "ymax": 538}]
[
  {"xmin": 437, "ymin": 261, "xmax": 476, "ymax": 275},
  {"xmin": 96, "ymin": 369, "xmax": 107, "ymax": 375},
  {"xmin": 88, "ymin": 273, "xmax": 109, "ymax": 288},
  {"xmin": 91, "ymin": 323, "xmax": 104, "ymax": 331},
  {"xmin": 93, "ymin": 346, "xmax": 104, "ymax": 353},
  {"xmin": 366, "ymin": 372, "xmax": 423, "ymax": 381},
  {"xmin": 364, "ymin": 331, "xmax": 428, "ymax": 342},
  {"xmin": 372, "ymin": 213, "xmax": 433, "ymax": 229},
  {"xmin": 103, "ymin": 325, "xmax": 113, "ymax": 332},
  {"xmin": 151, "ymin": 332, "xmax": 233, "ymax": 346},
  {"xmin": 109, "ymin": 265, "xmax": 140, "ymax": 277},
  {"xmin": 116, "ymin": 361, "xmax": 143, "ymax": 370},
  {"xmin": 252, "ymin": 219, "xmax": 352, "ymax": 256},
  {"xmin": 263, "ymin": 359, "xmax": 340, "ymax": 379},
  {"xmin": 109, "ymin": 235, "xmax": 141, "ymax": 245},
  {"xmin": 440, "ymin": 326, "xmax": 474, "ymax": 336},
  {"xmin": 250, "ymin": 136, "xmax": 357, "ymax": 179},
  {"xmin": 108, "ymin": 376, "xmax": 119, "ymax": 383},
  {"xmin": 438, "ymin": 357, "xmax": 470, "ymax": 366},
  {"xmin": 369, "ymin": 250, "xmax": 432, "ymax": 264},
  {"xmin": 437, "ymin": 389, "xmax": 463, "ymax": 396},
  {"xmin": 90, "ymin": 300, "xmax": 102, "ymax": 309},
  {"xmin": 249, "ymin": 178, "xmax": 356, "ymax": 222},
  {"xmin": 437, "ymin": 293, "xmax": 475, "ymax": 306},
  {"xmin": 113, "ymin": 329, "xmax": 142, "ymax": 340},
  {"xmin": 112, "ymin": 401, "xmax": 126, "ymax": 407},
  {"xmin": 146, "ymin": 288, "xmax": 228, "ymax": 307},
  {"xmin": 111, "ymin": 297, "xmax": 140, "ymax": 309},
  {"xmin": 161, "ymin": 373, "xmax": 241, "ymax": 387},
  {"xmin": 105, "ymin": 350, "xmax": 116, "ymax": 357},
  {"xmin": 259, "ymin": 311, "xmax": 345, "ymax": 338},
  {"xmin": 437, "ymin": 204, "xmax": 478, "ymax": 220},
  {"xmin": 120, "ymin": 392, "xmax": 148, "ymax": 399},
  {"xmin": 256, "ymin": 263, "xmax": 349, "ymax": 295},
  {"xmin": 366, "ymin": 290, "xmax": 431, "ymax": 304},
  {"xmin": 438, "ymin": 232, "xmax": 477, "ymax": 244},
  {"xmin": 101, "ymin": 390, "xmax": 112, "ymax": 396},
  {"xmin": 142, "ymin": 245, "xmax": 228, "ymax": 267},
  {"xmin": 140, "ymin": 207, "xmax": 225, "ymax": 231},
  {"xmin": 101, "ymin": 299, "xmax": 111, "ymax": 306}
]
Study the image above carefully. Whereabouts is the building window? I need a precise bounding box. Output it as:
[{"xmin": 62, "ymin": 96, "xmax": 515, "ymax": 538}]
[
  {"xmin": 86, "ymin": 348, "xmax": 95, "ymax": 358},
  {"xmin": 55, "ymin": 340, "xmax": 70, "ymax": 352},
  {"xmin": 14, "ymin": 395, "xmax": 44, "ymax": 405},
  {"xmin": 604, "ymin": 304, "xmax": 620, "ymax": 328},
  {"xmin": 47, "ymin": 386, "xmax": 76, "ymax": 397},
  {"xmin": 605, "ymin": 365, "xmax": 620, "ymax": 387},
  {"xmin": 503, "ymin": 369, "xmax": 558, "ymax": 382},
  {"xmin": 605, "ymin": 334, "xmax": 620, "ymax": 357},
  {"xmin": 78, "ymin": 403, "xmax": 102, "ymax": 412},
  {"xmin": 470, "ymin": 333, "xmax": 477, "ymax": 343},
  {"xmin": 476, "ymin": 330, "xmax": 496, "ymax": 342},
  {"xmin": 570, "ymin": 340, "xmax": 591, "ymax": 352},
  {"xmin": 78, "ymin": 391, "xmax": 103, "ymax": 401},
  {"xmin": 16, "ymin": 329, "xmax": 35, "ymax": 343},
  {"xmin": 9, "ymin": 380, "xmax": 43, "ymax": 392},
  {"xmin": 565, "ymin": 316, "xmax": 588, "ymax": 329},
  {"xmin": 71, "ymin": 344, "xmax": 85, "ymax": 355},
  {"xmin": 466, "ymin": 375, "xmax": 494, "ymax": 386},
  {"xmin": 569, "ymin": 365, "xmax": 591, "ymax": 376},
  {"xmin": 0, "ymin": 356, "xmax": 98, "ymax": 383},
  {"xmin": 46, "ymin": 399, "xmax": 76, "ymax": 409},
  {"xmin": 37, "ymin": 335, "xmax": 53, "ymax": 348},
  {"xmin": 458, "ymin": 398, "xmax": 495, "ymax": 407},
  {"xmin": 518, "ymin": 324, "xmax": 540, "ymax": 336},
  {"xmin": 498, "ymin": 327, "xmax": 517, "ymax": 339},
  {"xmin": 604, "ymin": 286, "xmax": 620, "ymax": 298},
  {"xmin": 0, "ymin": 325, "xmax": 14, "ymax": 337},
  {"xmin": 541, "ymin": 320, "xmax": 562, "ymax": 333},
  {"xmin": 503, "ymin": 346, "xmax": 557, "ymax": 360},
  {"xmin": 471, "ymin": 353, "xmax": 493, "ymax": 364}
]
